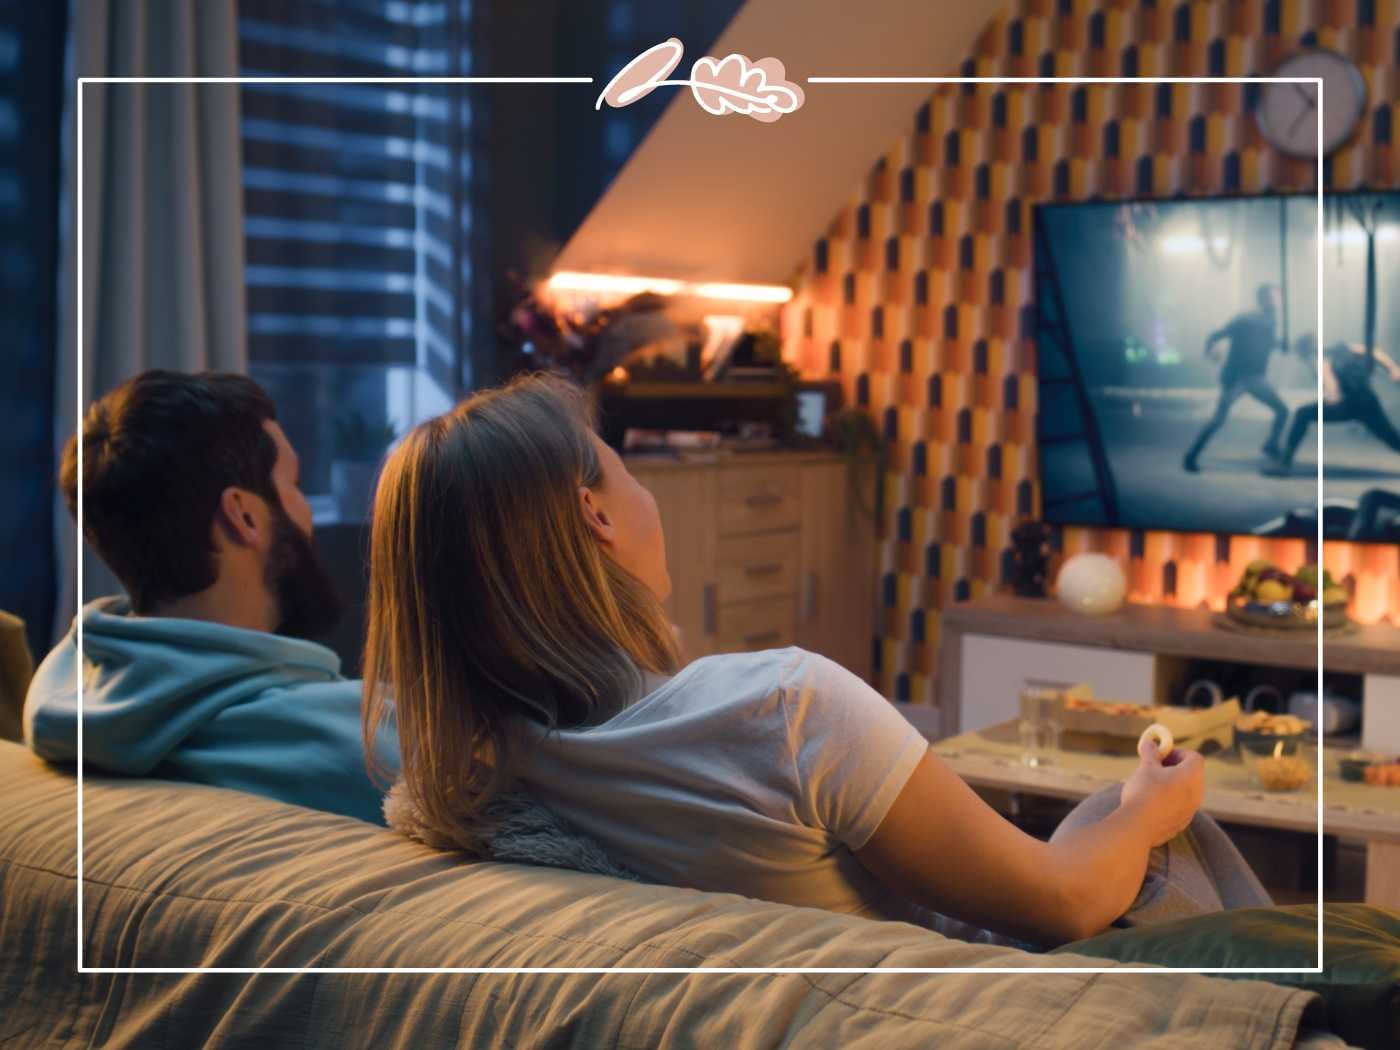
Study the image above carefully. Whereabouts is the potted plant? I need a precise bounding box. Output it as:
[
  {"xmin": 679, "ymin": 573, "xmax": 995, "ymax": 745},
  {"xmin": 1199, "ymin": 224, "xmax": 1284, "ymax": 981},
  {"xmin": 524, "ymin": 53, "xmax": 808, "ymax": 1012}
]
[
  {"xmin": 823, "ymin": 407, "xmax": 885, "ymax": 525},
  {"xmin": 330, "ymin": 411, "xmax": 397, "ymax": 521},
  {"xmin": 496, "ymin": 272, "xmax": 678, "ymax": 390}
]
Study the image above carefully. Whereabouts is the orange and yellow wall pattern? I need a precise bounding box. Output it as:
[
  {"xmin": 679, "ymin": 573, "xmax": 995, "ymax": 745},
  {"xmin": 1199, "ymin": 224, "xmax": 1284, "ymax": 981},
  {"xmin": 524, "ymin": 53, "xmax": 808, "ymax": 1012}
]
[{"xmin": 781, "ymin": 0, "xmax": 1400, "ymax": 705}]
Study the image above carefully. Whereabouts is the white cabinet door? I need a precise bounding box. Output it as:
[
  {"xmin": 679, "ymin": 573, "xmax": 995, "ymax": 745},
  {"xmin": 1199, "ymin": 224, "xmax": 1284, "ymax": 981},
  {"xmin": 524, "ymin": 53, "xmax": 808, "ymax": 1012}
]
[
  {"xmin": 1362, "ymin": 675, "xmax": 1400, "ymax": 754},
  {"xmin": 959, "ymin": 635, "xmax": 1156, "ymax": 733}
]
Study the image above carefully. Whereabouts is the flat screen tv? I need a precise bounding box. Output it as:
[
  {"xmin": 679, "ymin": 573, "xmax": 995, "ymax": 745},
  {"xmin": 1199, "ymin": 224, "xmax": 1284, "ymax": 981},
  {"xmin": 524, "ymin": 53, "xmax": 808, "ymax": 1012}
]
[{"xmin": 1035, "ymin": 191, "xmax": 1400, "ymax": 543}]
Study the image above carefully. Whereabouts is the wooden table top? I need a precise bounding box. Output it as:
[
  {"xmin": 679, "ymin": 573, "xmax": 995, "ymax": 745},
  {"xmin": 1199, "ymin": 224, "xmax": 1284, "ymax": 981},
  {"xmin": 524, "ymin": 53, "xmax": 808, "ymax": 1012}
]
[
  {"xmin": 940, "ymin": 595, "xmax": 1400, "ymax": 677},
  {"xmin": 930, "ymin": 720, "xmax": 1400, "ymax": 844}
]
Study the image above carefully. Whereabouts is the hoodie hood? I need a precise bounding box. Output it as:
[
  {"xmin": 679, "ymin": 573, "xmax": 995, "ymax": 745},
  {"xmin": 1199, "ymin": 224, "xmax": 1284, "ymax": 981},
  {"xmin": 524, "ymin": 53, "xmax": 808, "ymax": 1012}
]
[{"xmin": 25, "ymin": 597, "xmax": 397, "ymax": 824}]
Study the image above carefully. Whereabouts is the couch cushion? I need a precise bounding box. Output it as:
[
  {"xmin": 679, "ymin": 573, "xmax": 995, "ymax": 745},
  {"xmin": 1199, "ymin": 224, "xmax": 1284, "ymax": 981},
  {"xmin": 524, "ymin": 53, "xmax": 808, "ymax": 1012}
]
[
  {"xmin": 0, "ymin": 740, "xmax": 1326, "ymax": 1049},
  {"xmin": 1056, "ymin": 904, "xmax": 1400, "ymax": 1050},
  {"xmin": 0, "ymin": 610, "xmax": 31, "ymax": 742}
]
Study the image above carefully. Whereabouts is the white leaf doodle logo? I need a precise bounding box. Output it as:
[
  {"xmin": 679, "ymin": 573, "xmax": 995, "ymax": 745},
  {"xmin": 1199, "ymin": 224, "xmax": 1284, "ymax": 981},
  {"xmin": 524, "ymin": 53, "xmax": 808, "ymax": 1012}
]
[{"xmin": 596, "ymin": 38, "xmax": 804, "ymax": 124}]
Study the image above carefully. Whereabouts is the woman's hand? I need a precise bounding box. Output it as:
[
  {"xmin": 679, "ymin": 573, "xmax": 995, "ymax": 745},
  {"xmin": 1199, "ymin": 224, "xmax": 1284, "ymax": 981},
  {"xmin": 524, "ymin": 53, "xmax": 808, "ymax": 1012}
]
[
  {"xmin": 856, "ymin": 751, "xmax": 1157, "ymax": 945},
  {"xmin": 1119, "ymin": 738, "xmax": 1205, "ymax": 847}
]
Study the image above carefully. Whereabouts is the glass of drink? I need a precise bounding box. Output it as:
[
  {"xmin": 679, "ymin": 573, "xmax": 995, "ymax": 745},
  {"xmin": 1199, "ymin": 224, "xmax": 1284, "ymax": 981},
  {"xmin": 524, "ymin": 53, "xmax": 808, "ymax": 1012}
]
[{"xmin": 1018, "ymin": 686, "xmax": 1064, "ymax": 767}]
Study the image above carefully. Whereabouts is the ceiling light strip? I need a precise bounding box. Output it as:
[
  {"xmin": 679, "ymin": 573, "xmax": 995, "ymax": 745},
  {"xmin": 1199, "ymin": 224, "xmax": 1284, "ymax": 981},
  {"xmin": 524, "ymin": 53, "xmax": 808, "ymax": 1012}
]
[{"xmin": 548, "ymin": 271, "xmax": 792, "ymax": 303}]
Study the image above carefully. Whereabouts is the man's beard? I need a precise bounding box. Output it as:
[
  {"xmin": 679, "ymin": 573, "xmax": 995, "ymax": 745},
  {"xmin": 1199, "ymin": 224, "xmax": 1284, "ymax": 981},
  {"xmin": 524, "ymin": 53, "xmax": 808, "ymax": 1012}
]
[{"xmin": 264, "ymin": 508, "xmax": 343, "ymax": 641}]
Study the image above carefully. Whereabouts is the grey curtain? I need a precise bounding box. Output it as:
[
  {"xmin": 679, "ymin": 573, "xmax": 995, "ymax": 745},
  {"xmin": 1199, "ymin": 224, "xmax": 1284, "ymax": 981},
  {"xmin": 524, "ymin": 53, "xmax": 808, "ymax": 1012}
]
[{"xmin": 54, "ymin": 0, "xmax": 247, "ymax": 635}]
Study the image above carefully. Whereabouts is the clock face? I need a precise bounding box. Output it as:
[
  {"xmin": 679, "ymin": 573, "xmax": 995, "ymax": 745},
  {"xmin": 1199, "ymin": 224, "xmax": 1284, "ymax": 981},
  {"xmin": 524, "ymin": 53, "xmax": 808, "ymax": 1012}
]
[{"xmin": 1255, "ymin": 49, "xmax": 1367, "ymax": 158}]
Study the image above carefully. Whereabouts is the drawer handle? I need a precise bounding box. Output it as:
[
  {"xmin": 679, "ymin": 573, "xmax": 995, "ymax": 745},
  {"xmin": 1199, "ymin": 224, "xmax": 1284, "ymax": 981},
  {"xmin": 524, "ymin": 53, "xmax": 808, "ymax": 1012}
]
[
  {"xmin": 743, "ymin": 562, "xmax": 783, "ymax": 577},
  {"xmin": 802, "ymin": 571, "xmax": 818, "ymax": 621},
  {"xmin": 703, "ymin": 584, "xmax": 717, "ymax": 636},
  {"xmin": 742, "ymin": 629, "xmax": 782, "ymax": 647},
  {"xmin": 745, "ymin": 492, "xmax": 784, "ymax": 507}
]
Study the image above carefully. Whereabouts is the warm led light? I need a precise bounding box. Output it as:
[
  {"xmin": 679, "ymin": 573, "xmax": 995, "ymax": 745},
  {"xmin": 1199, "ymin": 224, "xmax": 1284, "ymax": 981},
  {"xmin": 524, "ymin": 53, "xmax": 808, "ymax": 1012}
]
[
  {"xmin": 548, "ymin": 272, "xmax": 683, "ymax": 296},
  {"xmin": 689, "ymin": 281, "xmax": 793, "ymax": 303},
  {"xmin": 548, "ymin": 271, "xmax": 793, "ymax": 303}
]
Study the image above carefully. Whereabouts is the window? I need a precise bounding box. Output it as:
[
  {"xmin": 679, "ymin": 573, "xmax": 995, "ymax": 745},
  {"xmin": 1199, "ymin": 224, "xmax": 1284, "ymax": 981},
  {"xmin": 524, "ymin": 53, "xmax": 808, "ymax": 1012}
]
[
  {"xmin": 237, "ymin": 0, "xmax": 473, "ymax": 509},
  {"xmin": 0, "ymin": 1, "xmax": 66, "ymax": 654},
  {"xmin": 236, "ymin": 0, "xmax": 747, "ymax": 512}
]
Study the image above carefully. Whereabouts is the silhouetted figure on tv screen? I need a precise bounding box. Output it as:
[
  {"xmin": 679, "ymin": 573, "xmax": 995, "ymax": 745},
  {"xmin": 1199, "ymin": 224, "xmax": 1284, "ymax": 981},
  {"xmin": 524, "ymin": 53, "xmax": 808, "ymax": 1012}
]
[
  {"xmin": 1271, "ymin": 334, "xmax": 1400, "ymax": 472},
  {"xmin": 1182, "ymin": 284, "xmax": 1288, "ymax": 473}
]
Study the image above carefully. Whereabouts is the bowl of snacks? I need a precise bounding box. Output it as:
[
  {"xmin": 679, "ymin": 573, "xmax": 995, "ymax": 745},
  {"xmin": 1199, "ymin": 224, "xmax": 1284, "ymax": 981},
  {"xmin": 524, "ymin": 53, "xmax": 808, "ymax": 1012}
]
[
  {"xmin": 1234, "ymin": 711, "xmax": 1313, "ymax": 791},
  {"xmin": 1225, "ymin": 561, "xmax": 1349, "ymax": 631},
  {"xmin": 1244, "ymin": 742, "xmax": 1315, "ymax": 792}
]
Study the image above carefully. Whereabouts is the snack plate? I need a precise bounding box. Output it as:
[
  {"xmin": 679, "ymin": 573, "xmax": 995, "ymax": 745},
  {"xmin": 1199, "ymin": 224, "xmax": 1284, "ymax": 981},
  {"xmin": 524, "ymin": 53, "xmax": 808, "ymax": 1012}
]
[{"xmin": 1056, "ymin": 694, "xmax": 1240, "ymax": 755}]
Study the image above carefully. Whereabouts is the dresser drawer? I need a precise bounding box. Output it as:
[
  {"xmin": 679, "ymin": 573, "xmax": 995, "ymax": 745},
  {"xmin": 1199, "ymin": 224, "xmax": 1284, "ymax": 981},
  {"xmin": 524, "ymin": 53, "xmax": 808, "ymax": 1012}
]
[
  {"xmin": 716, "ymin": 532, "xmax": 799, "ymax": 604},
  {"xmin": 718, "ymin": 467, "xmax": 800, "ymax": 535},
  {"xmin": 716, "ymin": 596, "xmax": 796, "ymax": 653}
]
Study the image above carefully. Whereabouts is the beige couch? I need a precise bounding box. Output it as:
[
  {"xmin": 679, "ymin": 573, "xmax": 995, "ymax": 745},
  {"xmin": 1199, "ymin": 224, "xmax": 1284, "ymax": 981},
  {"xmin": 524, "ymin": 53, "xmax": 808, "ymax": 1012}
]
[{"xmin": 0, "ymin": 740, "xmax": 1349, "ymax": 1048}]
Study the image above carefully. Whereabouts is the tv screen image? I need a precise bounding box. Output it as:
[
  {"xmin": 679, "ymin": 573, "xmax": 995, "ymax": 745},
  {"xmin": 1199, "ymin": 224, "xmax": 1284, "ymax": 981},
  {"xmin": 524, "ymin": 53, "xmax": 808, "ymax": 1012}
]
[{"xmin": 1035, "ymin": 192, "xmax": 1400, "ymax": 543}]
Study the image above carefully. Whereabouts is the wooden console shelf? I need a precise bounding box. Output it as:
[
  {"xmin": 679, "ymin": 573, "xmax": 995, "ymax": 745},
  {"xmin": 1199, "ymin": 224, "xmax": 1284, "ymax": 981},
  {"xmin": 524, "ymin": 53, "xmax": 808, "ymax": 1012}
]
[{"xmin": 942, "ymin": 595, "xmax": 1400, "ymax": 677}]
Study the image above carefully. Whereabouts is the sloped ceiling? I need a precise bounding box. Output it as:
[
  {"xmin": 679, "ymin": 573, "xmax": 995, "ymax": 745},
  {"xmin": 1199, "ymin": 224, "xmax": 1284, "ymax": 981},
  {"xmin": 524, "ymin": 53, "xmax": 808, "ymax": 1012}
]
[{"xmin": 554, "ymin": 0, "xmax": 1007, "ymax": 286}]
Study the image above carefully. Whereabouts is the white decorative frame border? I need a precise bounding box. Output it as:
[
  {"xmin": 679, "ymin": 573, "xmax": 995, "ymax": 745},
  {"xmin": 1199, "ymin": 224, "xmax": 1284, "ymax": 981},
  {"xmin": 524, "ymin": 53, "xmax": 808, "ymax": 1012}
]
[{"xmin": 73, "ymin": 72, "xmax": 1321, "ymax": 980}]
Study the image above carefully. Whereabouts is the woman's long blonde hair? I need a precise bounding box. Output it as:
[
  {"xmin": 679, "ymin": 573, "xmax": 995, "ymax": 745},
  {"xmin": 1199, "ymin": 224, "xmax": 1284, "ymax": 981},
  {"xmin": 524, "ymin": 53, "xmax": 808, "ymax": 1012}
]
[{"xmin": 362, "ymin": 373, "xmax": 679, "ymax": 852}]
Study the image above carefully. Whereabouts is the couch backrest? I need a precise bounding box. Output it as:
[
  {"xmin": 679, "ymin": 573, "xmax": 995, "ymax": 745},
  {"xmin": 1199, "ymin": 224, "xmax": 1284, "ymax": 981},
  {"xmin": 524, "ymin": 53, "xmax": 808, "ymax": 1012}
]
[
  {"xmin": 0, "ymin": 741, "xmax": 1323, "ymax": 1048},
  {"xmin": 0, "ymin": 611, "xmax": 32, "ymax": 742}
]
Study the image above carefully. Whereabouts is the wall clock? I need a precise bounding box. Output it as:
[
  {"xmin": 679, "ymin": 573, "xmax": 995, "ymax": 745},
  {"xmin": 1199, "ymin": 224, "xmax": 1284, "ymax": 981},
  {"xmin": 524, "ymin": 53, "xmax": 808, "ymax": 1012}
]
[{"xmin": 1254, "ymin": 48, "xmax": 1367, "ymax": 158}]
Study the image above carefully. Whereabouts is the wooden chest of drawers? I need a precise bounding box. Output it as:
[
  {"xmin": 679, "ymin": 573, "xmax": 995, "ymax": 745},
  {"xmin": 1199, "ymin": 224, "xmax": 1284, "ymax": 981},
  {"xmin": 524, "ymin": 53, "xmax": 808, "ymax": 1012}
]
[{"xmin": 628, "ymin": 451, "xmax": 875, "ymax": 681}]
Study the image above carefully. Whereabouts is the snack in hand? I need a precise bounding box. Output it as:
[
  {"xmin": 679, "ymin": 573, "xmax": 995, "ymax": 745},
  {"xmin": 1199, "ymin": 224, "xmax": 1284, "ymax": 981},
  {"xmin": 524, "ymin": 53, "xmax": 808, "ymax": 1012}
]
[{"xmin": 1139, "ymin": 723, "xmax": 1173, "ymax": 760}]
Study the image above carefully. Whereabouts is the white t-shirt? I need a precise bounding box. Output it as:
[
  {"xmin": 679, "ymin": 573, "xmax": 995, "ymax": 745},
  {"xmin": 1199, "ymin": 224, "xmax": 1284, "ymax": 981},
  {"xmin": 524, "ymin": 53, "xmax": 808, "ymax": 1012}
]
[{"xmin": 520, "ymin": 647, "xmax": 929, "ymax": 920}]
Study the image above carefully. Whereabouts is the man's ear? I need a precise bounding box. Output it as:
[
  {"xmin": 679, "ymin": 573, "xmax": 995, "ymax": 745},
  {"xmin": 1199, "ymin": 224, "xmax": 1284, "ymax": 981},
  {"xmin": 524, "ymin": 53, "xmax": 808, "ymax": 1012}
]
[
  {"xmin": 577, "ymin": 485, "xmax": 614, "ymax": 546},
  {"xmin": 215, "ymin": 488, "xmax": 268, "ymax": 550}
]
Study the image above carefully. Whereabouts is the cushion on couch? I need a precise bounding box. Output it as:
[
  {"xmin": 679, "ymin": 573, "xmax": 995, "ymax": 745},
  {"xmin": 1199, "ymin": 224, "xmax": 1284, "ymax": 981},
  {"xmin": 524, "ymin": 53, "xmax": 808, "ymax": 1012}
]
[
  {"xmin": 0, "ymin": 611, "xmax": 32, "ymax": 742},
  {"xmin": 0, "ymin": 740, "xmax": 1330, "ymax": 1049},
  {"xmin": 1056, "ymin": 904, "xmax": 1400, "ymax": 1050}
]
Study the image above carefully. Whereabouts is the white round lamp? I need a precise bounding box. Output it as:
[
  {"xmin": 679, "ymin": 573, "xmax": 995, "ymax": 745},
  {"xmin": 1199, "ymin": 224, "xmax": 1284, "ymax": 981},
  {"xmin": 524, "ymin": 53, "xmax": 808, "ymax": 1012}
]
[{"xmin": 1056, "ymin": 553, "xmax": 1127, "ymax": 615}]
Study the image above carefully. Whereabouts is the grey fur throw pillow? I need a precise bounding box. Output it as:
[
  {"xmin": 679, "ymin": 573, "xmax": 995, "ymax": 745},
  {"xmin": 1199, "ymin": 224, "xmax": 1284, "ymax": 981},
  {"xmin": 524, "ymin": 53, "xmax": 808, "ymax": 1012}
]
[{"xmin": 383, "ymin": 780, "xmax": 641, "ymax": 882}]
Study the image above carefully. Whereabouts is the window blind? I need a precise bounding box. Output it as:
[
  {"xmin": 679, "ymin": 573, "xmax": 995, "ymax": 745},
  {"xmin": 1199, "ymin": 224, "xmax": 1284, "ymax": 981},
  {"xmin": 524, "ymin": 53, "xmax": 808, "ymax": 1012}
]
[
  {"xmin": 237, "ymin": 0, "xmax": 471, "ymax": 498},
  {"xmin": 0, "ymin": 0, "xmax": 65, "ymax": 654}
]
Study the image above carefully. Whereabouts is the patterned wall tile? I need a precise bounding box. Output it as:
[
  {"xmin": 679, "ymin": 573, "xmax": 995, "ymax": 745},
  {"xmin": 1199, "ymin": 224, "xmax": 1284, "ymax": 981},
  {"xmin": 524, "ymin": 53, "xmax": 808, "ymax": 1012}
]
[{"xmin": 782, "ymin": 0, "xmax": 1400, "ymax": 704}]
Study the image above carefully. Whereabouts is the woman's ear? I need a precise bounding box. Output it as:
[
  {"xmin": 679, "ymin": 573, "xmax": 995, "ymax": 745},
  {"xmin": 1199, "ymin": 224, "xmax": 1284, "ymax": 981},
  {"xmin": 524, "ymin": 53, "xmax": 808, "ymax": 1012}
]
[
  {"xmin": 577, "ymin": 485, "xmax": 615, "ymax": 545},
  {"xmin": 215, "ymin": 488, "xmax": 267, "ymax": 550}
]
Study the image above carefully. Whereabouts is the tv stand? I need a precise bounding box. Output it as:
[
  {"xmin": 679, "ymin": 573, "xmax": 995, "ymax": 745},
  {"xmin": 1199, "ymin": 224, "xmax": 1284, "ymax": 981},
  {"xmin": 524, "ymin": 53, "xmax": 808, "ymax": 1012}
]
[{"xmin": 937, "ymin": 595, "xmax": 1400, "ymax": 740}]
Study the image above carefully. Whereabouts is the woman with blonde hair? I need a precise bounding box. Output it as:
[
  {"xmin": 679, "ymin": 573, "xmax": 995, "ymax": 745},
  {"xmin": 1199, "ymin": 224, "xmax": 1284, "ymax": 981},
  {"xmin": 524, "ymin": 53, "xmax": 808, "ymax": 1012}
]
[{"xmin": 364, "ymin": 374, "xmax": 1238, "ymax": 948}]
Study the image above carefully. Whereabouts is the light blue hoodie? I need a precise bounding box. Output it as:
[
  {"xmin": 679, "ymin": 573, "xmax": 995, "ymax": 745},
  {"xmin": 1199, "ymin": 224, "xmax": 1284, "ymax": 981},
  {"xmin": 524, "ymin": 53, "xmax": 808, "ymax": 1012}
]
[{"xmin": 24, "ymin": 597, "xmax": 398, "ymax": 825}]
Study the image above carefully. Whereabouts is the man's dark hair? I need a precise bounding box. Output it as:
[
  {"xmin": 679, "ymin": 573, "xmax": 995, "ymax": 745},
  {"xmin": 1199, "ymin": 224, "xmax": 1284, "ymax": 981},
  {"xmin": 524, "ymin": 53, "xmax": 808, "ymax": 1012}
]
[
  {"xmin": 1256, "ymin": 284, "xmax": 1280, "ymax": 310},
  {"xmin": 60, "ymin": 370, "xmax": 282, "ymax": 613}
]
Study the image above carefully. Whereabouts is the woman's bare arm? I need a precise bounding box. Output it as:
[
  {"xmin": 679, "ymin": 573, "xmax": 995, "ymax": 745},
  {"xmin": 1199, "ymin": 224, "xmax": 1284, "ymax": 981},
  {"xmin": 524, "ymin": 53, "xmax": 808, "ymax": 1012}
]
[{"xmin": 854, "ymin": 743, "xmax": 1203, "ymax": 946}]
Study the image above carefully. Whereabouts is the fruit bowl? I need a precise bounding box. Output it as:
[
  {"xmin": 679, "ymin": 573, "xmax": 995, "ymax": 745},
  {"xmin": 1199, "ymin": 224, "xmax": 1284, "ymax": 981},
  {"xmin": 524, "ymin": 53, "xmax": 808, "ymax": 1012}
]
[
  {"xmin": 1224, "ymin": 561, "xmax": 1349, "ymax": 632},
  {"xmin": 1224, "ymin": 594, "xmax": 1350, "ymax": 631}
]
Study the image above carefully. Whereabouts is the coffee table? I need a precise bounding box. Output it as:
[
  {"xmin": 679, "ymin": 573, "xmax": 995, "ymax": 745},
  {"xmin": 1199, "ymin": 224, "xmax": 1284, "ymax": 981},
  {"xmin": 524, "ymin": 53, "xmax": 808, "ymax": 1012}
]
[{"xmin": 929, "ymin": 719, "xmax": 1400, "ymax": 907}]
